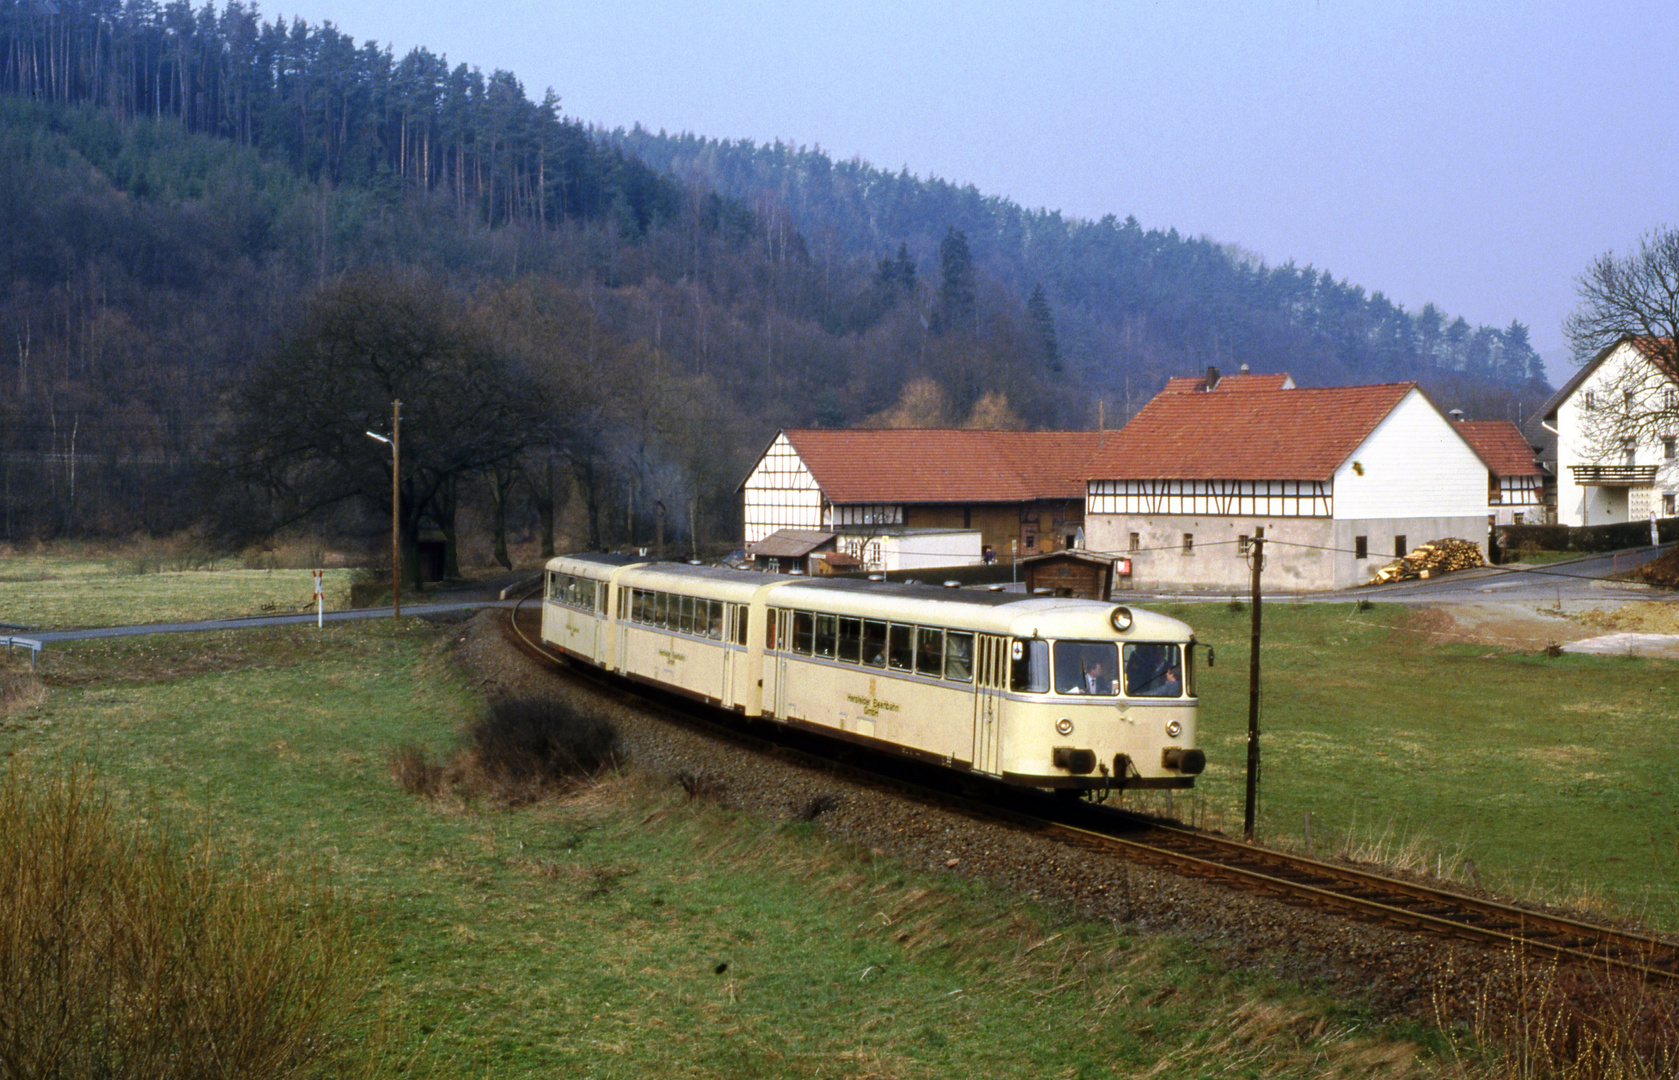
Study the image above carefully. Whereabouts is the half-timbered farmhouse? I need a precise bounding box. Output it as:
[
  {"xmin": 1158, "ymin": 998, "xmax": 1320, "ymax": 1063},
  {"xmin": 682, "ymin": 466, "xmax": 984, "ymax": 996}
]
[
  {"xmin": 1454, "ymin": 419, "xmax": 1546, "ymax": 525},
  {"xmin": 1082, "ymin": 378, "xmax": 1491, "ymax": 590},
  {"xmin": 739, "ymin": 428, "xmax": 1106, "ymax": 562},
  {"xmin": 1536, "ymin": 337, "xmax": 1679, "ymax": 527}
]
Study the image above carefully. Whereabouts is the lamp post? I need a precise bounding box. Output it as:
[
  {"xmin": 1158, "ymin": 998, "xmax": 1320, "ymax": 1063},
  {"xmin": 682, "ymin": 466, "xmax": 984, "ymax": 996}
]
[{"xmin": 365, "ymin": 399, "xmax": 402, "ymax": 619}]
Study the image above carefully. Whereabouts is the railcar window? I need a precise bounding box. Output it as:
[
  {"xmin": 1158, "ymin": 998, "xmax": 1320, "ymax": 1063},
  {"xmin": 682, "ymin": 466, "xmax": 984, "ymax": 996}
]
[
  {"xmin": 1011, "ymin": 639, "xmax": 1049, "ymax": 693},
  {"xmin": 1054, "ymin": 641, "xmax": 1119, "ymax": 695},
  {"xmin": 837, "ymin": 617, "xmax": 862, "ymax": 663},
  {"xmin": 545, "ymin": 571, "xmax": 555, "ymax": 599},
  {"xmin": 945, "ymin": 632, "xmax": 974, "ymax": 682},
  {"xmin": 887, "ymin": 624, "xmax": 914, "ymax": 671},
  {"xmin": 766, "ymin": 610, "xmax": 781, "ymax": 650},
  {"xmin": 582, "ymin": 580, "xmax": 597, "ymax": 610},
  {"xmin": 915, "ymin": 628, "xmax": 944, "ymax": 677},
  {"xmin": 792, "ymin": 611, "xmax": 815, "ymax": 655},
  {"xmin": 638, "ymin": 590, "xmax": 653, "ymax": 624},
  {"xmin": 814, "ymin": 614, "xmax": 837, "ymax": 658},
  {"xmin": 679, "ymin": 595, "xmax": 694, "ymax": 634},
  {"xmin": 708, "ymin": 601, "xmax": 724, "ymax": 640},
  {"xmin": 734, "ymin": 605, "xmax": 749, "ymax": 646},
  {"xmin": 862, "ymin": 620, "xmax": 888, "ymax": 667},
  {"xmin": 1123, "ymin": 643, "xmax": 1183, "ymax": 698}
]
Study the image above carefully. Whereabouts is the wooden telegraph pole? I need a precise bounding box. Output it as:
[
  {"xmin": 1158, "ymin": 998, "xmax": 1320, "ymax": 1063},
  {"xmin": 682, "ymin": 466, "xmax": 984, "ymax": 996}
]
[
  {"xmin": 1244, "ymin": 535, "xmax": 1263, "ymax": 839},
  {"xmin": 391, "ymin": 400, "xmax": 402, "ymax": 621}
]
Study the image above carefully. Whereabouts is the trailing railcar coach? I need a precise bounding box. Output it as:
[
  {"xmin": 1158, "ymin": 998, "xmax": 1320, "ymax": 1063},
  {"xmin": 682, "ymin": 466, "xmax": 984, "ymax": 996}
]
[{"xmin": 542, "ymin": 553, "xmax": 1206, "ymax": 792}]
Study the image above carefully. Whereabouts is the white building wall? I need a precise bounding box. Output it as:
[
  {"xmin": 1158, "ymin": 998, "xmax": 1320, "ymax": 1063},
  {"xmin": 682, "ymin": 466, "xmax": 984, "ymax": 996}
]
[
  {"xmin": 741, "ymin": 433, "xmax": 825, "ymax": 544},
  {"xmin": 1331, "ymin": 389, "xmax": 1488, "ymax": 521},
  {"xmin": 1553, "ymin": 344, "xmax": 1679, "ymax": 527}
]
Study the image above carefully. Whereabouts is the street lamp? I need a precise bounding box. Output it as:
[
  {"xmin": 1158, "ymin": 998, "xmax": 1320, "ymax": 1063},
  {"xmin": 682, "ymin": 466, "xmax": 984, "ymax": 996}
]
[{"xmin": 365, "ymin": 399, "xmax": 402, "ymax": 619}]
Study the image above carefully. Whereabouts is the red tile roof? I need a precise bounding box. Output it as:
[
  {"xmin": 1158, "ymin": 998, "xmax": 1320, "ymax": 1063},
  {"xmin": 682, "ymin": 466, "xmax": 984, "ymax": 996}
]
[
  {"xmin": 781, "ymin": 429, "xmax": 1106, "ymax": 503},
  {"xmin": 1083, "ymin": 384, "xmax": 1420, "ymax": 481},
  {"xmin": 1454, "ymin": 421, "xmax": 1541, "ymax": 478},
  {"xmin": 1161, "ymin": 372, "xmax": 1295, "ymax": 394}
]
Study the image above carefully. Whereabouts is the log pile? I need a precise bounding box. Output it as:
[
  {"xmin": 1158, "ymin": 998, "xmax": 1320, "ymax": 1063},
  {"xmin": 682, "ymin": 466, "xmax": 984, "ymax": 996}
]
[{"xmin": 1370, "ymin": 537, "xmax": 1485, "ymax": 584}]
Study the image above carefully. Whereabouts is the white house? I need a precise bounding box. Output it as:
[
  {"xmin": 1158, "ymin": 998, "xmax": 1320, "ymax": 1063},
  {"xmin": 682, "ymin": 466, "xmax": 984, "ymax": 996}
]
[
  {"xmin": 1537, "ymin": 337, "xmax": 1679, "ymax": 526},
  {"xmin": 1082, "ymin": 377, "xmax": 1493, "ymax": 590}
]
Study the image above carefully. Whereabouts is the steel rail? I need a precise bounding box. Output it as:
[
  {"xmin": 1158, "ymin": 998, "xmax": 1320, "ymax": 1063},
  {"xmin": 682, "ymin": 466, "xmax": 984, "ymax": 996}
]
[{"xmin": 505, "ymin": 595, "xmax": 1679, "ymax": 987}]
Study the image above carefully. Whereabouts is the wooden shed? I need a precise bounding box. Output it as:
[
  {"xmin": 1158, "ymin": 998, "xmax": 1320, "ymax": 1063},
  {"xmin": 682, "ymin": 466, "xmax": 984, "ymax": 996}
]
[{"xmin": 1019, "ymin": 550, "xmax": 1116, "ymax": 600}]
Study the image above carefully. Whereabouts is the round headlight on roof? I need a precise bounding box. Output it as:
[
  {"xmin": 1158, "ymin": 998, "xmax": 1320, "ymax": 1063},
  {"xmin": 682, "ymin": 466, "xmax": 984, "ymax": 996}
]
[{"xmin": 1109, "ymin": 606, "xmax": 1133, "ymax": 632}]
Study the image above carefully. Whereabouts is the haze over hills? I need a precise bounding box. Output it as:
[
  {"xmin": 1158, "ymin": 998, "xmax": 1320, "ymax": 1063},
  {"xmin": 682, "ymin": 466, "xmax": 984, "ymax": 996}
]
[{"xmin": 0, "ymin": 1, "xmax": 1551, "ymax": 551}]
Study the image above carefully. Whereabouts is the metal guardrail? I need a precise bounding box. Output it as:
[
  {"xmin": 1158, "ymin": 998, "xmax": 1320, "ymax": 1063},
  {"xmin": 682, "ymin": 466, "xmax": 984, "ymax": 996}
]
[{"xmin": 2, "ymin": 635, "xmax": 42, "ymax": 668}]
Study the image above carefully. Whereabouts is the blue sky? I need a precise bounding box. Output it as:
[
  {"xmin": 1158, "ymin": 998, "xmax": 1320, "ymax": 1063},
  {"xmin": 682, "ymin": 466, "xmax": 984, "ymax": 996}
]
[{"xmin": 272, "ymin": 0, "xmax": 1678, "ymax": 383}]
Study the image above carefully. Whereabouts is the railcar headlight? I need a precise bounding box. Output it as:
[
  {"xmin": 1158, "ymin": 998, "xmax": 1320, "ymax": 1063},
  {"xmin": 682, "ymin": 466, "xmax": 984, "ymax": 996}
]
[
  {"xmin": 1165, "ymin": 719, "xmax": 1182, "ymax": 738},
  {"xmin": 1109, "ymin": 606, "xmax": 1133, "ymax": 632},
  {"xmin": 1055, "ymin": 717, "xmax": 1075, "ymax": 736}
]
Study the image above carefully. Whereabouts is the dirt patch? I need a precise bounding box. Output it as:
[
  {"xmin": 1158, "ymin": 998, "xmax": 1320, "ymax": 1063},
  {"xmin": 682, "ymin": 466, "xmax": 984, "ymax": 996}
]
[
  {"xmin": 1576, "ymin": 601, "xmax": 1679, "ymax": 635},
  {"xmin": 1400, "ymin": 603, "xmax": 1591, "ymax": 651}
]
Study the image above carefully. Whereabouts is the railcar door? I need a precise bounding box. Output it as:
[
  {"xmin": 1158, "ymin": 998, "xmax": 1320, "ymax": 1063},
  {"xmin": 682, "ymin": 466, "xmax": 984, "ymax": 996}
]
[
  {"xmin": 720, "ymin": 602, "xmax": 738, "ymax": 709},
  {"xmin": 770, "ymin": 608, "xmax": 790, "ymax": 719},
  {"xmin": 972, "ymin": 635, "xmax": 1005, "ymax": 775}
]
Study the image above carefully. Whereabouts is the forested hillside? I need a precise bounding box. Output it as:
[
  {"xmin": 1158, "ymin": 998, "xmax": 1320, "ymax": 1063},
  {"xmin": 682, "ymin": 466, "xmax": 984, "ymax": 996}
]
[{"xmin": 0, "ymin": 0, "xmax": 1550, "ymax": 561}]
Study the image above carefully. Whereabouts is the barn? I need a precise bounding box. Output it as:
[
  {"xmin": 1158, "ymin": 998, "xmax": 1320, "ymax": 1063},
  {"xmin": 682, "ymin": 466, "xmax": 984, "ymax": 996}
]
[{"xmin": 1082, "ymin": 375, "xmax": 1492, "ymax": 590}]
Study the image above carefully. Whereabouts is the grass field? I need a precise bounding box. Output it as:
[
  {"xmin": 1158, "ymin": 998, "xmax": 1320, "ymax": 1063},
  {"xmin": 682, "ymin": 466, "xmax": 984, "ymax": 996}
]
[
  {"xmin": 1146, "ymin": 601, "xmax": 1679, "ymax": 930},
  {"xmin": 0, "ymin": 550, "xmax": 355, "ymax": 629},
  {"xmin": 0, "ymin": 623, "xmax": 1453, "ymax": 1079}
]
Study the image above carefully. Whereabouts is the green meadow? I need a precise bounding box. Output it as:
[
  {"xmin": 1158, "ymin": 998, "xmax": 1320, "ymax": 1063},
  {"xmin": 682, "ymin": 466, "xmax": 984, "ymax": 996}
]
[
  {"xmin": 1151, "ymin": 601, "xmax": 1679, "ymax": 930},
  {"xmin": 1, "ymin": 623, "xmax": 1450, "ymax": 1079}
]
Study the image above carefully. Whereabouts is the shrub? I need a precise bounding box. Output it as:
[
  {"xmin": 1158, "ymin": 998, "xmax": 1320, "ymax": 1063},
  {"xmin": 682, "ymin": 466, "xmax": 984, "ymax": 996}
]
[
  {"xmin": 462, "ymin": 697, "xmax": 623, "ymax": 801},
  {"xmin": 0, "ymin": 759, "xmax": 380, "ymax": 1079}
]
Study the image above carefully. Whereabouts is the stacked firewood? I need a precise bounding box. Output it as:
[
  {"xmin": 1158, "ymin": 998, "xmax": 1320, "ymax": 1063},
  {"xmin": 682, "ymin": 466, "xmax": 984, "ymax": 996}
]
[{"xmin": 1370, "ymin": 537, "xmax": 1485, "ymax": 584}]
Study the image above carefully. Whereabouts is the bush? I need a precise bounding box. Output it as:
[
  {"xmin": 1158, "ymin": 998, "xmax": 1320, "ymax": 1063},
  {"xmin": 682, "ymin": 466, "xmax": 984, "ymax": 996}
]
[
  {"xmin": 464, "ymin": 697, "xmax": 624, "ymax": 797},
  {"xmin": 0, "ymin": 759, "xmax": 379, "ymax": 1079}
]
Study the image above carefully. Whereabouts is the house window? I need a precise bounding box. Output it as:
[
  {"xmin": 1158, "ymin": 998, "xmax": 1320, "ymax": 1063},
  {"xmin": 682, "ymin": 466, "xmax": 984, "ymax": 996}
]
[
  {"xmin": 1584, "ymin": 390, "xmax": 1596, "ymax": 410},
  {"xmin": 1514, "ymin": 512, "xmax": 1525, "ymax": 525},
  {"xmin": 1625, "ymin": 389, "xmax": 1637, "ymax": 410},
  {"xmin": 1182, "ymin": 533, "xmax": 1194, "ymax": 555},
  {"xmin": 1666, "ymin": 493, "xmax": 1677, "ymax": 517},
  {"xmin": 1237, "ymin": 534, "xmax": 1250, "ymax": 555},
  {"xmin": 1024, "ymin": 534, "xmax": 1037, "ymax": 551},
  {"xmin": 1394, "ymin": 535, "xmax": 1407, "ymax": 558},
  {"xmin": 1129, "ymin": 533, "xmax": 1140, "ymax": 552},
  {"xmin": 1665, "ymin": 437, "xmax": 1676, "ymax": 460},
  {"xmin": 1623, "ymin": 438, "xmax": 1637, "ymax": 466},
  {"xmin": 1354, "ymin": 536, "xmax": 1368, "ymax": 560}
]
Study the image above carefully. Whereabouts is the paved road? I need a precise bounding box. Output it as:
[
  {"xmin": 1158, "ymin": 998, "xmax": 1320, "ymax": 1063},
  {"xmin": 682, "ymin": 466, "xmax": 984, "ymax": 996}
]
[
  {"xmin": 29, "ymin": 599, "xmax": 517, "ymax": 644},
  {"xmin": 1119, "ymin": 544, "xmax": 1675, "ymax": 610}
]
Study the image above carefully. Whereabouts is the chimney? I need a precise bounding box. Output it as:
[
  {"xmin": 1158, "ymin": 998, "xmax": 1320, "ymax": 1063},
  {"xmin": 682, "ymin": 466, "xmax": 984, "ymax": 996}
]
[
  {"xmin": 1204, "ymin": 365, "xmax": 1220, "ymax": 391},
  {"xmin": 1239, "ymin": 363, "xmax": 1250, "ymax": 373},
  {"xmin": 1449, "ymin": 408, "xmax": 1465, "ymax": 422}
]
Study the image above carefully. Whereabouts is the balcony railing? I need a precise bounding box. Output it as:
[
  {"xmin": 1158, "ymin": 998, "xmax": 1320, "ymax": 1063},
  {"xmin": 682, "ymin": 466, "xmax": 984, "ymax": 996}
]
[{"xmin": 1569, "ymin": 464, "xmax": 1659, "ymax": 485}]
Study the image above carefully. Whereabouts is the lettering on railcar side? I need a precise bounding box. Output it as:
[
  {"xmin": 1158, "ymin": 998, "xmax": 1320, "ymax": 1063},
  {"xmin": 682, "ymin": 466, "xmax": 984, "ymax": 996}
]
[
  {"xmin": 845, "ymin": 693, "xmax": 900, "ymax": 719},
  {"xmin": 658, "ymin": 648, "xmax": 687, "ymax": 664}
]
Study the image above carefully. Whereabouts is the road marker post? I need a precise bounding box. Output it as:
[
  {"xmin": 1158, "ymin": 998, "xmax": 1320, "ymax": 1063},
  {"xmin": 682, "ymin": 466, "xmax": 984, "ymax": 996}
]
[{"xmin": 313, "ymin": 569, "xmax": 324, "ymax": 629}]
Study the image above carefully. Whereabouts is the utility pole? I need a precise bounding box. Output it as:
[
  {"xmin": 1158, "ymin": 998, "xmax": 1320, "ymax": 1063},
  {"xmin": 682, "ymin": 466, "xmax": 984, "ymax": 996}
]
[
  {"xmin": 1244, "ymin": 536, "xmax": 1263, "ymax": 840},
  {"xmin": 391, "ymin": 400, "xmax": 402, "ymax": 620}
]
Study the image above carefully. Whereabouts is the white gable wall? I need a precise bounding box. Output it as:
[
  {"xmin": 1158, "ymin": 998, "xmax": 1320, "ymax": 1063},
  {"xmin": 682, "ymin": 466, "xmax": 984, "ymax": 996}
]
[
  {"xmin": 741, "ymin": 433, "xmax": 825, "ymax": 544},
  {"xmin": 1332, "ymin": 389, "xmax": 1488, "ymax": 520},
  {"xmin": 1553, "ymin": 343, "xmax": 1679, "ymax": 526}
]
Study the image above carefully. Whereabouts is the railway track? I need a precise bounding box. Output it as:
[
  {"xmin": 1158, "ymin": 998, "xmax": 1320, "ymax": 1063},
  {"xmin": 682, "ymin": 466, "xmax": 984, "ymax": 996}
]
[{"xmin": 504, "ymin": 599, "xmax": 1679, "ymax": 989}]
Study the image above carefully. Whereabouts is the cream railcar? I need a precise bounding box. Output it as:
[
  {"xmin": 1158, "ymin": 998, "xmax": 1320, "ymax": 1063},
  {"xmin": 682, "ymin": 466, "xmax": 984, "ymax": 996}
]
[{"xmin": 542, "ymin": 554, "xmax": 1206, "ymax": 791}]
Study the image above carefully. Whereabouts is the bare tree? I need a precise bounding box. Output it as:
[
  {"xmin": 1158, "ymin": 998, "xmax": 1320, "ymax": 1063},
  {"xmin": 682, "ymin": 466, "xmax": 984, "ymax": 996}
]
[
  {"xmin": 1564, "ymin": 226, "xmax": 1679, "ymax": 456},
  {"xmin": 215, "ymin": 270, "xmax": 542, "ymax": 586}
]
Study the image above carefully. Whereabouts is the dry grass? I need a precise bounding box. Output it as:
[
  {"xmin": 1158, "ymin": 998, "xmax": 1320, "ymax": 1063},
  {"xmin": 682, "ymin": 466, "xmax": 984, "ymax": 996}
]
[
  {"xmin": 0, "ymin": 657, "xmax": 46, "ymax": 715},
  {"xmin": 0, "ymin": 756, "xmax": 383, "ymax": 1079}
]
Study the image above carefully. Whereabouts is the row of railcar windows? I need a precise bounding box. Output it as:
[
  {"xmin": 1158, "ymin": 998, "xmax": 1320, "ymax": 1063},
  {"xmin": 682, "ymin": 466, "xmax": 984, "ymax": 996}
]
[
  {"xmin": 773, "ymin": 610, "xmax": 975, "ymax": 683},
  {"xmin": 624, "ymin": 588, "xmax": 749, "ymax": 645},
  {"xmin": 548, "ymin": 573, "xmax": 600, "ymax": 612}
]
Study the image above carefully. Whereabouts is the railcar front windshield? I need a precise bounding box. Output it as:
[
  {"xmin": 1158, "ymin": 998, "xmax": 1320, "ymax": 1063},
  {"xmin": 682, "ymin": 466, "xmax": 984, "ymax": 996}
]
[
  {"xmin": 1053, "ymin": 641, "xmax": 1119, "ymax": 695},
  {"xmin": 1123, "ymin": 642, "xmax": 1186, "ymax": 698}
]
